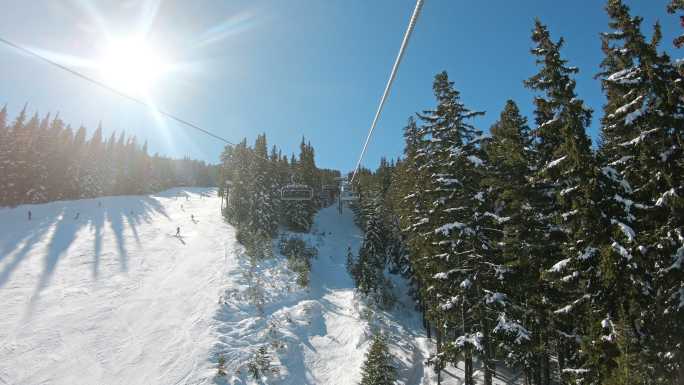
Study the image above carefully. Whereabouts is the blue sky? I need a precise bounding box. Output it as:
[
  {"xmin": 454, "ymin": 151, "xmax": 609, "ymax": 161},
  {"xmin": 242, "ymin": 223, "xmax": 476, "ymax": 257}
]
[{"xmin": 0, "ymin": 1, "xmax": 680, "ymax": 171}]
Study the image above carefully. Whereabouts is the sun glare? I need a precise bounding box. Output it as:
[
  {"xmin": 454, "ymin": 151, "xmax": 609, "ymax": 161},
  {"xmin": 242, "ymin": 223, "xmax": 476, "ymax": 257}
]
[{"xmin": 98, "ymin": 38, "xmax": 169, "ymax": 95}]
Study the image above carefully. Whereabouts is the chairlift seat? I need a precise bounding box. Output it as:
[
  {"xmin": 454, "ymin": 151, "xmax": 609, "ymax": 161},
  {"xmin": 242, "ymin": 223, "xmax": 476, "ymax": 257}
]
[{"xmin": 281, "ymin": 184, "xmax": 313, "ymax": 201}]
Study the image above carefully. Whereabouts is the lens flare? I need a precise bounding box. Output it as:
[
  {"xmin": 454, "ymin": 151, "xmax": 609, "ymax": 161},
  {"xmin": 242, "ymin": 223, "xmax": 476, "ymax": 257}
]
[{"xmin": 98, "ymin": 37, "xmax": 170, "ymax": 95}]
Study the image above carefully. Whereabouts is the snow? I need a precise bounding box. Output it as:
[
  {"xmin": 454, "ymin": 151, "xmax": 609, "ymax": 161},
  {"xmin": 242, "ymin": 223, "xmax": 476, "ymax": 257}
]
[
  {"xmin": 538, "ymin": 116, "xmax": 559, "ymax": 129},
  {"xmin": 554, "ymin": 305, "xmax": 573, "ymax": 315},
  {"xmin": 578, "ymin": 247, "xmax": 598, "ymax": 261},
  {"xmin": 433, "ymin": 272, "xmax": 449, "ymax": 279},
  {"xmin": 560, "ymin": 186, "xmax": 578, "ymax": 196},
  {"xmin": 1, "ymin": 190, "xmax": 521, "ymax": 385},
  {"xmin": 484, "ymin": 212, "xmax": 510, "ymax": 224},
  {"xmin": 434, "ymin": 222, "xmax": 466, "ymax": 236},
  {"xmin": 545, "ymin": 156, "xmax": 567, "ymax": 170},
  {"xmin": 612, "ymin": 95, "xmax": 643, "ymax": 116},
  {"xmin": 666, "ymin": 245, "xmax": 684, "ymax": 272},
  {"xmin": 660, "ymin": 146, "xmax": 676, "ymax": 162},
  {"xmin": 454, "ymin": 332, "xmax": 484, "ymax": 352},
  {"xmin": 493, "ymin": 313, "xmax": 530, "ymax": 344},
  {"xmin": 549, "ymin": 258, "xmax": 571, "ymax": 273},
  {"xmin": 466, "ymin": 155, "xmax": 484, "ymax": 167},
  {"xmin": 620, "ymin": 127, "xmax": 661, "ymax": 147},
  {"xmin": 0, "ymin": 188, "xmax": 232, "ymax": 385},
  {"xmin": 435, "ymin": 177, "xmax": 460, "ymax": 186},
  {"xmin": 609, "ymin": 155, "xmax": 633, "ymax": 166},
  {"xmin": 601, "ymin": 166, "xmax": 632, "ymax": 192},
  {"xmin": 484, "ymin": 291, "xmax": 507, "ymax": 306},
  {"xmin": 606, "ymin": 67, "xmax": 640, "ymax": 84},
  {"xmin": 655, "ymin": 188, "xmax": 677, "ymax": 207},
  {"xmin": 611, "ymin": 241, "xmax": 633, "ymax": 260},
  {"xmin": 611, "ymin": 219, "xmax": 635, "ymax": 242},
  {"xmin": 561, "ymin": 209, "xmax": 578, "ymax": 221}
]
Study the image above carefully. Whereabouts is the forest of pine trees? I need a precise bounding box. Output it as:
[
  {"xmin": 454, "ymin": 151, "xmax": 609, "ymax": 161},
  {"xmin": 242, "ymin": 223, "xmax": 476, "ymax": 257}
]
[
  {"xmin": 350, "ymin": 2, "xmax": 684, "ymax": 384},
  {"xmin": 218, "ymin": 134, "xmax": 340, "ymax": 238},
  {"xmin": 0, "ymin": 104, "xmax": 217, "ymax": 207}
]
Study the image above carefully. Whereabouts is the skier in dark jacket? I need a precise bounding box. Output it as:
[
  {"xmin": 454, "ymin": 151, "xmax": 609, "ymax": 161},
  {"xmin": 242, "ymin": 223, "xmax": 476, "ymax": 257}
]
[{"xmin": 28, "ymin": 210, "xmax": 32, "ymax": 221}]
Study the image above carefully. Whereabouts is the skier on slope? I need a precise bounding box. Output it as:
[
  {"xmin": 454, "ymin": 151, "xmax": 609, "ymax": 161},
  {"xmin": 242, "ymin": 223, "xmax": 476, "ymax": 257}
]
[
  {"xmin": 74, "ymin": 212, "xmax": 80, "ymax": 220},
  {"xmin": 28, "ymin": 210, "xmax": 32, "ymax": 221},
  {"xmin": 176, "ymin": 226, "xmax": 181, "ymax": 237}
]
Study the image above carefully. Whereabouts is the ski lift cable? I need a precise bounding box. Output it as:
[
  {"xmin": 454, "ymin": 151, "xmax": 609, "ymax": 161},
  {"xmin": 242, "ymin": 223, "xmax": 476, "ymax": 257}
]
[
  {"xmin": 0, "ymin": 36, "xmax": 271, "ymax": 162},
  {"xmin": 349, "ymin": 0, "xmax": 424, "ymax": 184}
]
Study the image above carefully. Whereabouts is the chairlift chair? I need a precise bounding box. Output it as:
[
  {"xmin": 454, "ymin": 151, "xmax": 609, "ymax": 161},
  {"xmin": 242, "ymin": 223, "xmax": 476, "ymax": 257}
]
[
  {"xmin": 322, "ymin": 184, "xmax": 339, "ymax": 193},
  {"xmin": 281, "ymin": 184, "xmax": 313, "ymax": 201},
  {"xmin": 339, "ymin": 183, "xmax": 359, "ymax": 202}
]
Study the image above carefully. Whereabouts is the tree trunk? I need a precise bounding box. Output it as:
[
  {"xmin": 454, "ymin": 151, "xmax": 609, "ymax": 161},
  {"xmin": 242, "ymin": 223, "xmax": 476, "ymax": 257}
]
[
  {"xmin": 436, "ymin": 325, "xmax": 442, "ymax": 385},
  {"xmin": 464, "ymin": 348, "xmax": 473, "ymax": 385},
  {"xmin": 542, "ymin": 333, "xmax": 550, "ymax": 385},
  {"xmin": 679, "ymin": 351, "xmax": 684, "ymax": 385},
  {"xmin": 482, "ymin": 318, "xmax": 493, "ymax": 385}
]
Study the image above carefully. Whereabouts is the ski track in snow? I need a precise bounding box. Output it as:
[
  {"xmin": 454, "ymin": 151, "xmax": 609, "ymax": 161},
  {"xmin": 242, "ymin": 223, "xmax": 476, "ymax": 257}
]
[{"xmin": 0, "ymin": 188, "xmax": 231, "ymax": 385}]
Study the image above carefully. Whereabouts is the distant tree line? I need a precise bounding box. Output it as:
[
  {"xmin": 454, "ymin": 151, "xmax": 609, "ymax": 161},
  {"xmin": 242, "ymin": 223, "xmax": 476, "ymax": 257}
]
[
  {"xmin": 350, "ymin": 2, "xmax": 683, "ymax": 385},
  {"xmin": 0, "ymin": 104, "xmax": 218, "ymax": 207}
]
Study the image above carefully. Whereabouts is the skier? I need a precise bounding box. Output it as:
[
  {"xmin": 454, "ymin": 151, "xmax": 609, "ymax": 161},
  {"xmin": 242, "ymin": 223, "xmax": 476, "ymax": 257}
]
[
  {"xmin": 176, "ymin": 226, "xmax": 181, "ymax": 237},
  {"xmin": 98, "ymin": 201, "xmax": 102, "ymax": 208},
  {"xmin": 74, "ymin": 212, "xmax": 80, "ymax": 220},
  {"xmin": 191, "ymin": 214, "xmax": 195, "ymax": 222},
  {"xmin": 28, "ymin": 210, "xmax": 32, "ymax": 221}
]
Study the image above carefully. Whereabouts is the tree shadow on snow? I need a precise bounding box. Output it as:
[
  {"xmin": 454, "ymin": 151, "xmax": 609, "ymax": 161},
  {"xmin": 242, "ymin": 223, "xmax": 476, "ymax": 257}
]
[
  {"xmin": 0, "ymin": 194, "xmax": 169, "ymax": 297},
  {"xmin": 0, "ymin": 208, "xmax": 64, "ymax": 288}
]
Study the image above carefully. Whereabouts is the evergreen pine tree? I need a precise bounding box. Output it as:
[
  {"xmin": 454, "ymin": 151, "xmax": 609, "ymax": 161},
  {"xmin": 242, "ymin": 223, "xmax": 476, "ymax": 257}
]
[
  {"xmin": 0, "ymin": 104, "xmax": 12, "ymax": 206},
  {"xmin": 359, "ymin": 334, "xmax": 396, "ymax": 385},
  {"xmin": 415, "ymin": 71, "xmax": 489, "ymax": 385},
  {"xmin": 598, "ymin": 2, "xmax": 684, "ymax": 381},
  {"xmin": 250, "ymin": 134, "xmax": 278, "ymax": 238},
  {"xmin": 485, "ymin": 100, "xmax": 539, "ymax": 381},
  {"xmin": 353, "ymin": 193, "xmax": 387, "ymax": 298}
]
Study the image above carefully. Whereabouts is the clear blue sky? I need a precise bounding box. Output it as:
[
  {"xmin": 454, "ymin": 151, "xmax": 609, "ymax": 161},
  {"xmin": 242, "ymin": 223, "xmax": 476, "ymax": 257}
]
[{"xmin": 0, "ymin": 1, "xmax": 680, "ymax": 172}]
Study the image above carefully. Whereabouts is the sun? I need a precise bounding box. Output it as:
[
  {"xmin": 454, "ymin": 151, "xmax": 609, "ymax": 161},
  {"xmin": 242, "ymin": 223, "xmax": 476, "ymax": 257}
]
[{"xmin": 98, "ymin": 38, "xmax": 169, "ymax": 95}]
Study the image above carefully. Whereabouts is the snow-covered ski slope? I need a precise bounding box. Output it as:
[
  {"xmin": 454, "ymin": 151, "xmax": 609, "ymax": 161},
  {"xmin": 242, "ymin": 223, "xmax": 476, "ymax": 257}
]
[
  {"xmin": 0, "ymin": 188, "xmax": 234, "ymax": 385},
  {"xmin": 211, "ymin": 204, "xmax": 520, "ymax": 385},
  {"xmin": 1, "ymin": 189, "xmax": 518, "ymax": 385}
]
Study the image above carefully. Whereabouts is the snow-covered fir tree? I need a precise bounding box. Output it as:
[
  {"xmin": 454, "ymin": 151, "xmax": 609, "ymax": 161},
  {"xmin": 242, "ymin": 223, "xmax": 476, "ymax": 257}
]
[
  {"xmin": 351, "ymin": 193, "xmax": 387, "ymax": 297},
  {"xmin": 484, "ymin": 100, "xmax": 539, "ymax": 382},
  {"xmin": 598, "ymin": 2, "xmax": 684, "ymax": 382},
  {"xmin": 359, "ymin": 333, "xmax": 396, "ymax": 385}
]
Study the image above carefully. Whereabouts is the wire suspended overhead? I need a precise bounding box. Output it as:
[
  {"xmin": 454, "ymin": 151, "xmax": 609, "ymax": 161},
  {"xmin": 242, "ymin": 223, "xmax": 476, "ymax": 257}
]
[
  {"xmin": 350, "ymin": 0, "xmax": 425, "ymax": 184},
  {"xmin": 0, "ymin": 36, "xmax": 271, "ymax": 162}
]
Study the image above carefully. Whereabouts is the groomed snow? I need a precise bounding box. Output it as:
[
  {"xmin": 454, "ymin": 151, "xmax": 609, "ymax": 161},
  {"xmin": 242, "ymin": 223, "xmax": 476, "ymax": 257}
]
[
  {"xmin": 1, "ymin": 191, "xmax": 522, "ymax": 385},
  {"xmin": 0, "ymin": 188, "xmax": 233, "ymax": 385}
]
